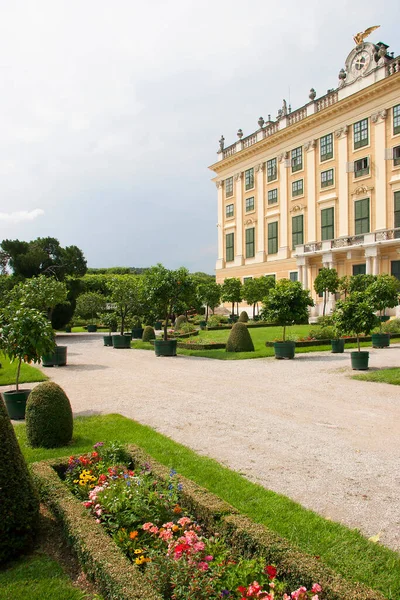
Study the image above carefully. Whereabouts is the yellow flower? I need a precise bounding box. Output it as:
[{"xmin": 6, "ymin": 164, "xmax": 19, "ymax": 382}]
[
  {"xmin": 79, "ymin": 480, "xmax": 85, "ymax": 486},
  {"xmin": 134, "ymin": 549, "xmax": 143, "ymax": 554},
  {"xmin": 73, "ymin": 480, "xmax": 79, "ymax": 484}
]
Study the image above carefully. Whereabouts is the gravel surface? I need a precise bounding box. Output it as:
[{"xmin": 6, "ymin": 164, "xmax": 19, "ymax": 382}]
[{"xmin": 5, "ymin": 333, "xmax": 400, "ymax": 551}]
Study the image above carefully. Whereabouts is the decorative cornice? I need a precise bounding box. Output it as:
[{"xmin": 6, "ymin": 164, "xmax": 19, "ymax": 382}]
[
  {"xmin": 209, "ymin": 71, "xmax": 400, "ymax": 174},
  {"xmin": 304, "ymin": 139, "xmax": 317, "ymax": 152},
  {"xmin": 234, "ymin": 172, "xmax": 242, "ymax": 181},
  {"xmin": 351, "ymin": 184, "xmax": 374, "ymax": 196},
  {"xmin": 244, "ymin": 218, "xmax": 257, "ymax": 225},
  {"xmin": 290, "ymin": 204, "xmax": 306, "ymax": 213},
  {"xmin": 215, "ymin": 180, "xmax": 223, "ymax": 189},
  {"xmin": 255, "ymin": 162, "xmax": 265, "ymax": 172},
  {"xmin": 335, "ymin": 125, "xmax": 349, "ymax": 138},
  {"xmin": 278, "ymin": 151, "xmax": 289, "ymax": 162},
  {"xmin": 371, "ymin": 109, "xmax": 388, "ymax": 123}
]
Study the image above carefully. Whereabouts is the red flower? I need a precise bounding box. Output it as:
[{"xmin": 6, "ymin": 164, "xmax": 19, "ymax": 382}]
[
  {"xmin": 265, "ymin": 565, "xmax": 277, "ymax": 580},
  {"xmin": 237, "ymin": 586, "xmax": 247, "ymax": 594}
]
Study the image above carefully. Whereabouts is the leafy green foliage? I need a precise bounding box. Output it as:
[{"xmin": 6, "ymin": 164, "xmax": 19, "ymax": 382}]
[
  {"xmin": 0, "ymin": 307, "xmax": 55, "ymax": 390},
  {"xmin": 226, "ymin": 322, "xmax": 255, "ymax": 352},
  {"xmin": 197, "ymin": 281, "xmax": 221, "ymax": 321},
  {"xmin": 221, "ymin": 278, "xmax": 242, "ymax": 315},
  {"xmin": 107, "ymin": 276, "xmax": 144, "ymax": 335},
  {"xmin": 382, "ymin": 318, "xmax": 400, "ymax": 333},
  {"xmin": 131, "ymin": 315, "xmax": 142, "ymax": 329},
  {"xmin": 313, "ymin": 268, "xmax": 339, "ymax": 316},
  {"xmin": 367, "ymin": 274, "xmax": 400, "ymax": 326},
  {"xmin": 333, "ymin": 292, "xmax": 379, "ymax": 351},
  {"xmin": 25, "ymin": 382, "xmax": 73, "ymax": 448},
  {"xmin": 262, "ymin": 280, "xmax": 314, "ymax": 341},
  {"xmin": 0, "ymin": 396, "xmax": 39, "ymax": 564},
  {"xmin": 75, "ymin": 292, "xmax": 106, "ymax": 325},
  {"xmin": 349, "ymin": 274, "xmax": 376, "ymax": 293},
  {"xmin": 238, "ymin": 311, "xmax": 249, "ymax": 323},
  {"xmin": 10, "ymin": 275, "xmax": 68, "ymax": 319},
  {"xmin": 142, "ymin": 326, "xmax": 156, "ymax": 342},
  {"xmin": 242, "ymin": 276, "xmax": 275, "ymax": 316}
]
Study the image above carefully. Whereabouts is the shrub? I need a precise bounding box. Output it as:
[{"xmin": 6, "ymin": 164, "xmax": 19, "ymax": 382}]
[
  {"xmin": 226, "ymin": 322, "xmax": 255, "ymax": 352},
  {"xmin": 316, "ymin": 315, "xmax": 334, "ymax": 327},
  {"xmin": 174, "ymin": 315, "xmax": 187, "ymax": 331},
  {"xmin": 0, "ymin": 396, "xmax": 39, "ymax": 563},
  {"xmin": 25, "ymin": 382, "xmax": 73, "ymax": 448},
  {"xmin": 382, "ymin": 318, "xmax": 400, "ymax": 333},
  {"xmin": 177, "ymin": 321, "xmax": 195, "ymax": 334},
  {"xmin": 208, "ymin": 315, "xmax": 229, "ymax": 327},
  {"xmin": 308, "ymin": 326, "xmax": 335, "ymax": 340},
  {"xmin": 142, "ymin": 326, "xmax": 156, "ymax": 342},
  {"xmin": 238, "ymin": 310, "xmax": 249, "ymax": 323},
  {"xmin": 131, "ymin": 315, "xmax": 142, "ymax": 329}
]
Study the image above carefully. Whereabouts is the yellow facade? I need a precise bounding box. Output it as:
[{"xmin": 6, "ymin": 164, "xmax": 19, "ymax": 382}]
[{"xmin": 210, "ymin": 40, "xmax": 400, "ymax": 317}]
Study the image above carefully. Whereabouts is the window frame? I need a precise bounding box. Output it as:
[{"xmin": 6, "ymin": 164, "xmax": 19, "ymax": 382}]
[
  {"xmin": 320, "ymin": 133, "xmax": 333, "ymax": 162},
  {"xmin": 292, "ymin": 214, "xmax": 304, "ymax": 249},
  {"xmin": 245, "ymin": 227, "xmax": 255, "ymax": 258},
  {"xmin": 321, "ymin": 168, "xmax": 334, "ymax": 188},
  {"xmin": 245, "ymin": 196, "xmax": 255, "ymax": 212},
  {"xmin": 354, "ymin": 198, "xmax": 370, "ymax": 235},
  {"xmin": 394, "ymin": 104, "xmax": 400, "ymax": 136},
  {"xmin": 267, "ymin": 188, "xmax": 278, "ymax": 205},
  {"xmin": 291, "ymin": 146, "xmax": 303, "ymax": 173},
  {"xmin": 292, "ymin": 179, "xmax": 304, "ymax": 197},
  {"xmin": 353, "ymin": 263, "xmax": 366, "ymax": 276},
  {"xmin": 267, "ymin": 221, "xmax": 278, "ymax": 255},
  {"xmin": 321, "ymin": 207, "xmax": 334, "ymax": 241},
  {"xmin": 394, "ymin": 191, "xmax": 400, "ymax": 229},
  {"xmin": 225, "ymin": 177, "xmax": 234, "ymax": 198},
  {"xmin": 393, "ymin": 145, "xmax": 400, "ymax": 167},
  {"xmin": 354, "ymin": 156, "xmax": 370, "ymax": 178},
  {"xmin": 225, "ymin": 203, "xmax": 234, "ymax": 219},
  {"xmin": 353, "ymin": 118, "xmax": 369, "ymax": 150},
  {"xmin": 225, "ymin": 232, "xmax": 234, "ymax": 262},
  {"xmin": 245, "ymin": 168, "xmax": 254, "ymax": 191},
  {"xmin": 289, "ymin": 271, "xmax": 298, "ymax": 282},
  {"xmin": 267, "ymin": 157, "xmax": 278, "ymax": 182}
]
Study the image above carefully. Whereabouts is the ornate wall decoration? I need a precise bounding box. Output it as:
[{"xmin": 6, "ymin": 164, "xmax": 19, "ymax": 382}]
[
  {"xmin": 290, "ymin": 204, "xmax": 306, "ymax": 213},
  {"xmin": 351, "ymin": 184, "xmax": 374, "ymax": 196},
  {"xmin": 278, "ymin": 151, "xmax": 289, "ymax": 162},
  {"xmin": 234, "ymin": 172, "xmax": 242, "ymax": 181},
  {"xmin": 371, "ymin": 109, "xmax": 388, "ymax": 123},
  {"xmin": 335, "ymin": 125, "xmax": 349, "ymax": 138},
  {"xmin": 255, "ymin": 163, "xmax": 265, "ymax": 172},
  {"xmin": 244, "ymin": 218, "xmax": 257, "ymax": 225},
  {"xmin": 304, "ymin": 139, "xmax": 317, "ymax": 152},
  {"xmin": 215, "ymin": 180, "xmax": 223, "ymax": 189}
]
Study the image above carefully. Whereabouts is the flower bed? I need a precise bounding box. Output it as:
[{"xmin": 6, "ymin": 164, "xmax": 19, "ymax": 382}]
[
  {"xmin": 265, "ymin": 333, "xmax": 400, "ymax": 348},
  {"xmin": 31, "ymin": 444, "xmax": 385, "ymax": 600}
]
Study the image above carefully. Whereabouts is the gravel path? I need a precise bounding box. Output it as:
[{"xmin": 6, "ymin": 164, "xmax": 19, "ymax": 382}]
[{"xmin": 5, "ymin": 334, "xmax": 400, "ymax": 551}]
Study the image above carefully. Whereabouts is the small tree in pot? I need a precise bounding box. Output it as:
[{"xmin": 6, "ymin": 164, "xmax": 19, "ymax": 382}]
[
  {"xmin": 367, "ymin": 274, "xmax": 400, "ymax": 347},
  {"xmin": 221, "ymin": 278, "xmax": 242, "ymax": 321},
  {"xmin": 262, "ymin": 279, "xmax": 314, "ymax": 359},
  {"xmin": 197, "ymin": 280, "xmax": 221, "ymax": 324},
  {"xmin": 313, "ymin": 267, "xmax": 339, "ymax": 316},
  {"xmin": 107, "ymin": 276, "xmax": 143, "ymax": 348},
  {"xmin": 99, "ymin": 311, "xmax": 118, "ymax": 346},
  {"xmin": 0, "ymin": 307, "xmax": 55, "ymax": 419},
  {"xmin": 333, "ymin": 292, "xmax": 379, "ymax": 370},
  {"xmin": 143, "ymin": 264, "xmax": 194, "ymax": 356},
  {"xmin": 75, "ymin": 292, "xmax": 106, "ymax": 331}
]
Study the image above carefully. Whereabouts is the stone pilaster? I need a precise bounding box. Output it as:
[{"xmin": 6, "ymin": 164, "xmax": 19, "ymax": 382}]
[
  {"xmin": 335, "ymin": 126, "xmax": 349, "ymax": 237},
  {"xmin": 372, "ymin": 109, "xmax": 388, "ymax": 231},
  {"xmin": 234, "ymin": 172, "xmax": 244, "ymax": 266},
  {"xmin": 255, "ymin": 163, "xmax": 266, "ymax": 262}
]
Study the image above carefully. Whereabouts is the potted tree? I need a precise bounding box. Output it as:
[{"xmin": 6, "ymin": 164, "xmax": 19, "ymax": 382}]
[
  {"xmin": 313, "ymin": 267, "xmax": 339, "ymax": 316},
  {"xmin": 367, "ymin": 274, "xmax": 400, "ymax": 348},
  {"xmin": 131, "ymin": 315, "xmax": 144, "ymax": 339},
  {"xmin": 333, "ymin": 292, "xmax": 379, "ymax": 370},
  {"xmin": 75, "ymin": 292, "xmax": 106, "ymax": 332},
  {"xmin": 221, "ymin": 278, "xmax": 242, "ymax": 322},
  {"xmin": 0, "ymin": 307, "xmax": 55, "ymax": 419},
  {"xmin": 143, "ymin": 264, "xmax": 194, "ymax": 356},
  {"xmin": 262, "ymin": 279, "xmax": 314, "ymax": 359},
  {"xmin": 107, "ymin": 276, "xmax": 143, "ymax": 348},
  {"xmin": 99, "ymin": 312, "xmax": 118, "ymax": 346}
]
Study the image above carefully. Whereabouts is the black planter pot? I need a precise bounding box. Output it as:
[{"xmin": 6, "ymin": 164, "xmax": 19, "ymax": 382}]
[
  {"xmin": 87, "ymin": 324, "xmax": 97, "ymax": 332},
  {"xmin": 2, "ymin": 389, "xmax": 31, "ymax": 420},
  {"xmin": 154, "ymin": 339, "xmax": 177, "ymax": 357},
  {"xmin": 112, "ymin": 334, "xmax": 131, "ymax": 349},
  {"xmin": 371, "ymin": 333, "xmax": 390, "ymax": 348},
  {"xmin": 103, "ymin": 335, "xmax": 113, "ymax": 346},
  {"xmin": 65, "ymin": 326, "xmax": 71, "ymax": 333},
  {"xmin": 273, "ymin": 341, "xmax": 295, "ymax": 359},
  {"xmin": 331, "ymin": 339, "xmax": 345, "ymax": 353},
  {"xmin": 351, "ymin": 351, "xmax": 369, "ymax": 370},
  {"xmin": 42, "ymin": 346, "xmax": 67, "ymax": 367},
  {"xmin": 154, "ymin": 321, "xmax": 162, "ymax": 330},
  {"xmin": 131, "ymin": 327, "xmax": 144, "ymax": 339}
]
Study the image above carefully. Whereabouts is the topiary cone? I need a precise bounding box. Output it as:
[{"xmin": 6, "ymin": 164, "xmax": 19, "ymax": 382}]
[
  {"xmin": 0, "ymin": 396, "xmax": 39, "ymax": 564},
  {"xmin": 26, "ymin": 382, "xmax": 73, "ymax": 448},
  {"xmin": 142, "ymin": 326, "xmax": 156, "ymax": 342},
  {"xmin": 226, "ymin": 322, "xmax": 255, "ymax": 352},
  {"xmin": 238, "ymin": 311, "xmax": 249, "ymax": 323}
]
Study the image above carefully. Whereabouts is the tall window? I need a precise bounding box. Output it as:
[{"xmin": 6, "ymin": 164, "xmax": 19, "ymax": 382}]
[
  {"xmin": 394, "ymin": 104, "xmax": 400, "ymax": 135},
  {"xmin": 225, "ymin": 177, "xmax": 233, "ymax": 198},
  {"xmin": 320, "ymin": 133, "xmax": 333, "ymax": 161},
  {"xmin": 321, "ymin": 168, "xmax": 334, "ymax": 188},
  {"xmin": 268, "ymin": 188, "xmax": 278, "ymax": 205},
  {"xmin": 226, "ymin": 204, "xmax": 234, "ymax": 218},
  {"xmin": 292, "ymin": 179, "xmax": 304, "ymax": 197},
  {"xmin": 268, "ymin": 221, "xmax": 278, "ymax": 254},
  {"xmin": 393, "ymin": 145, "xmax": 400, "ymax": 167},
  {"xmin": 391, "ymin": 260, "xmax": 400, "ymax": 281},
  {"xmin": 353, "ymin": 264, "xmax": 366, "ymax": 275},
  {"xmin": 245, "ymin": 168, "xmax": 254, "ymax": 190},
  {"xmin": 395, "ymin": 191, "xmax": 400, "ymax": 229},
  {"xmin": 354, "ymin": 198, "xmax": 370, "ymax": 234},
  {"xmin": 321, "ymin": 207, "xmax": 334, "ymax": 240},
  {"xmin": 245, "ymin": 228, "xmax": 255, "ymax": 258},
  {"xmin": 291, "ymin": 147, "xmax": 303, "ymax": 172},
  {"xmin": 226, "ymin": 233, "xmax": 234, "ymax": 262},
  {"xmin": 267, "ymin": 158, "xmax": 277, "ymax": 182},
  {"xmin": 289, "ymin": 272, "xmax": 298, "ymax": 282},
  {"xmin": 245, "ymin": 197, "xmax": 255, "ymax": 212},
  {"xmin": 354, "ymin": 118, "xmax": 369, "ymax": 149},
  {"xmin": 292, "ymin": 215, "xmax": 304, "ymax": 249},
  {"xmin": 354, "ymin": 157, "xmax": 369, "ymax": 178}
]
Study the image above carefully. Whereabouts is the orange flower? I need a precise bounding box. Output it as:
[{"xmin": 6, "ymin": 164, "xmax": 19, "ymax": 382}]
[
  {"xmin": 129, "ymin": 531, "xmax": 138, "ymax": 540},
  {"xmin": 173, "ymin": 504, "xmax": 182, "ymax": 514}
]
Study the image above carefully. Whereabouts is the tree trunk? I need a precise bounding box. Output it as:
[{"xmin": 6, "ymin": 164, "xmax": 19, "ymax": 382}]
[
  {"xmin": 206, "ymin": 305, "xmax": 209, "ymax": 322},
  {"xmin": 16, "ymin": 357, "xmax": 22, "ymax": 392},
  {"xmin": 283, "ymin": 325, "xmax": 286, "ymax": 342},
  {"xmin": 232, "ymin": 301, "xmax": 234, "ymax": 316},
  {"xmin": 323, "ymin": 291, "xmax": 327, "ymax": 316},
  {"xmin": 357, "ymin": 335, "xmax": 361, "ymax": 352}
]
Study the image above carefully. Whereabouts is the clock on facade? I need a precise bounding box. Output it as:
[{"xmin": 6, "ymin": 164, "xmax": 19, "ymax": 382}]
[{"xmin": 351, "ymin": 50, "xmax": 371, "ymax": 75}]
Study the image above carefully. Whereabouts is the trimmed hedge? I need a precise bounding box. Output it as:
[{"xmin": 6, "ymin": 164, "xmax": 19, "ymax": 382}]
[
  {"xmin": 0, "ymin": 396, "xmax": 39, "ymax": 564},
  {"xmin": 265, "ymin": 332, "xmax": 400, "ymax": 348},
  {"xmin": 238, "ymin": 311, "xmax": 249, "ymax": 323},
  {"xmin": 26, "ymin": 382, "xmax": 73, "ymax": 448},
  {"xmin": 142, "ymin": 326, "xmax": 156, "ymax": 342},
  {"xmin": 177, "ymin": 342, "xmax": 226, "ymax": 350},
  {"xmin": 226, "ymin": 322, "xmax": 255, "ymax": 352},
  {"xmin": 31, "ymin": 446, "xmax": 386, "ymax": 600}
]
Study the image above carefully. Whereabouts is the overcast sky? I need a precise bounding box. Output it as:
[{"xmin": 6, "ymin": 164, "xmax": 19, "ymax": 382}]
[{"xmin": 0, "ymin": 1, "xmax": 399, "ymax": 273}]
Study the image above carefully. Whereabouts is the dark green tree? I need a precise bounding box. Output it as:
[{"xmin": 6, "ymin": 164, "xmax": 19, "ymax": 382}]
[
  {"xmin": 349, "ymin": 273, "xmax": 376, "ymax": 293},
  {"xmin": 367, "ymin": 274, "xmax": 400, "ymax": 331},
  {"xmin": 221, "ymin": 278, "xmax": 242, "ymax": 316},
  {"xmin": 262, "ymin": 279, "xmax": 314, "ymax": 341},
  {"xmin": 333, "ymin": 292, "xmax": 379, "ymax": 352},
  {"xmin": 197, "ymin": 281, "xmax": 221, "ymax": 322},
  {"xmin": 313, "ymin": 268, "xmax": 339, "ymax": 316}
]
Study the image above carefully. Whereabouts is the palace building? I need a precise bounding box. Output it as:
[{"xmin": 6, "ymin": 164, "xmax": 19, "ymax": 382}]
[{"xmin": 209, "ymin": 31, "xmax": 400, "ymax": 317}]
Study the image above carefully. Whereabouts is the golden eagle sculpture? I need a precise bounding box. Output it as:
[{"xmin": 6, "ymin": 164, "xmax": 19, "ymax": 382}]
[{"xmin": 353, "ymin": 26, "xmax": 380, "ymax": 45}]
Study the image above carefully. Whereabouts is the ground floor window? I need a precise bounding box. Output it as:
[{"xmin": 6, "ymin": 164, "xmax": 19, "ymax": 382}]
[
  {"xmin": 391, "ymin": 260, "xmax": 400, "ymax": 281},
  {"xmin": 353, "ymin": 263, "xmax": 366, "ymax": 275},
  {"xmin": 289, "ymin": 271, "xmax": 298, "ymax": 282}
]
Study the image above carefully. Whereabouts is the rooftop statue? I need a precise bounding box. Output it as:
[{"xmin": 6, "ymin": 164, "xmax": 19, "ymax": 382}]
[{"xmin": 353, "ymin": 25, "xmax": 380, "ymax": 45}]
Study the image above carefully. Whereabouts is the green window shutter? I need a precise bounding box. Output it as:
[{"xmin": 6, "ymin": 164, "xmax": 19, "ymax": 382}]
[
  {"xmin": 245, "ymin": 227, "xmax": 255, "ymax": 258},
  {"xmin": 354, "ymin": 198, "xmax": 370, "ymax": 234},
  {"xmin": 320, "ymin": 133, "xmax": 333, "ymax": 161},
  {"xmin": 354, "ymin": 118, "xmax": 369, "ymax": 149},
  {"xmin": 391, "ymin": 260, "xmax": 400, "ymax": 280},
  {"xmin": 292, "ymin": 215, "xmax": 304, "ymax": 249},
  {"xmin": 321, "ymin": 207, "xmax": 334, "ymax": 240},
  {"xmin": 394, "ymin": 105, "xmax": 400, "ymax": 136},
  {"xmin": 353, "ymin": 264, "xmax": 366, "ymax": 275},
  {"xmin": 226, "ymin": 233, "xmax": 234, "ymax": 262},
  {"xmin": 268, "ymin": 221, "xmax": 278, "ymax": 254},
  {"xmin": 394, "ymin": 191, "xmax": 400, "ymax": 229}
]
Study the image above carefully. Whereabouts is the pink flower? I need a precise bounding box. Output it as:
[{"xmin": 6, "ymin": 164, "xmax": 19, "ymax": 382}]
[
  {"xmin": 82, "ymin": 501, "xmax": 92, "ymax": 508},
  {"xmin": 150, "ymin": 526, "xmax": 159, "ymax": 534},
  {"xmin": 204, "ymin": 555, "xmax": 213, "ymax": 562},
  {"xmin": 95, "ymin": 518, "xmax": 101, "ymax": 524},
  {"xmin": 177, "ymin": 517, "xmax": 191, "ymax": 527},
  {"xmin": 312, "ymin": 596, "xmax": 319, "ymax": 600},
  {"xmin": 197, "ymin": 561, "xmax": 209, "ymax": 571},
  {"xmin": 311, "ymin": 584, "xmax": 322, "ymax": 593},
  {"xmin": 163, "ymin": 522, "xmax": 174, "ymax": 529},
  {"xmin": 142, "ymin": 522, "xmax": 153, "ymax": 531}
]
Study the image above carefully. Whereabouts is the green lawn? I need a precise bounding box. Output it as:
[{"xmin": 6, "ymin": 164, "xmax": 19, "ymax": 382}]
[
  {"xmin": 0, "ymin": 553, "xmax": 89, "ymax": 600},
  {"xmin": 0, "ymin": 353, "xmax": 47, "ymax": 387},
  {"xmin": 132, "ymin": 326, "xmax": 379, "ymax": 360},
  {"xmin": 14, "ymin": 414, "xmax": 400, "ymax": 599},
  {"xmin": 58, "ymin": 327, "xmax": 108, "ymax": 333},
  {"xmin": 353, "ymin": 367, "xmax": 400, "ymax": 386}
]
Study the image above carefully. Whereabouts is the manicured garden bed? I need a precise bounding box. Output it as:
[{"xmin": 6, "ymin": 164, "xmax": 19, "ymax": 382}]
[
  {"xmin": 265, "ymin": 333, "xmax": 400, "ymax": 348},
  {"xmin": 32, "ymin": 443, "xmax": 385, "ymax": 600},
  {"xmin": 0, "ymin": 352, "xmax": 48, "ymax": 386},
  {"xmin": 352, "ymin": 367, "xmax": 400, "ymax": 386}
]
